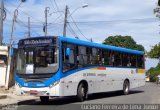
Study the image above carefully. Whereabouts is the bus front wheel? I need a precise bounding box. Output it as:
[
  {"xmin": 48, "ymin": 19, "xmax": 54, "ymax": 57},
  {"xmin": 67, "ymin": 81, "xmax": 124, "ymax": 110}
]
[
  {"xmin": 123, "ymin": 80, "xmax": 130, "ymax": 95},
  {"xmin": 77, "ymin": 83, "xmax": 88, "ymax": 102},
  {"xmin": 40, "ymin": 96, "xmax": 49, "ymax": 103}
]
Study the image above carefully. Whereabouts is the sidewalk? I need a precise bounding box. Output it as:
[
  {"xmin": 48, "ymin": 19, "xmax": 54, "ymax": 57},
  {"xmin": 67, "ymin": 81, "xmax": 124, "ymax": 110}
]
[
  {"xmin": 0, "ymin": 87, "xmax": 38, "ymax": 106},
  {"xmin": 0, "ymin": 94, "xmax": 38, "ymax": 105}
]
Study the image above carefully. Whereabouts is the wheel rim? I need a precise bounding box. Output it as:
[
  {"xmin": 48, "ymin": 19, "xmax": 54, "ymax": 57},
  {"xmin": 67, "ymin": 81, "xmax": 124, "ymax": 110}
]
[
  {"xmin": 125, "ymin": 83, "xmax": 129, "ymax": 93},
  {"xmin": 81, "ymin": 87, "xmax": 85, "ymax": 97}
]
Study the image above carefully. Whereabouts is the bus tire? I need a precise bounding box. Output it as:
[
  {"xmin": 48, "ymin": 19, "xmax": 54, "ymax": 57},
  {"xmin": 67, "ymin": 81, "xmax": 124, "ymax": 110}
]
[
  {"xmin": 123, "ymin": 80, "xmax": 130, "ymax": 95},
  {"xmin": 40, "ymin": 96, "xmax": 49, "ymax": 103},
  {"xmin": 77, "ymin": 83, "xmax": 88, "ymax": 102}
]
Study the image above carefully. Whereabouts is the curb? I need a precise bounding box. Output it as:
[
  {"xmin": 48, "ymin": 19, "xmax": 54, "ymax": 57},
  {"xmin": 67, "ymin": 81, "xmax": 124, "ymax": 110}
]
[
  {"xmin": 0, "ymin": 103, "xmax": 18, "ymax": 110},
  {"xmin": 0, "ymin": 98, "xmax": 38, "ymax": 109},
  {"xmin": 0, "ymin": 95, "xmax": 7, "ymax": 99}
]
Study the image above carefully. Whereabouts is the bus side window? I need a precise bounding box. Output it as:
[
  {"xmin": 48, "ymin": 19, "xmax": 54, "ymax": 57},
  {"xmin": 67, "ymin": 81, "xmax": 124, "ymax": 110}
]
[
  {"xmin": 122, "ymin": 53, "xmax": 128, "ymax": 67},
  {"xmin": 86, "ymin": 47, "xmax": 91, "ymax": 64},
  {"xmin": 130, "ymin": 54, "xmax": 137, "ymax": 68},
  {"xmin": 69, "ymin": 50, "xmax": 75, "ymax": 64},
  {"xmin": 101, "ymin": 50, "xmax": 104, "ymax": 65},
  {"xmin": 137, "ymin": 55, "xmax": 144, "ymax": 68},
  {"xmin": 127, "ymin": 54, "xmax": 131, "ymax": 67},
  {"xmin": 78, "ymin": 46, "xmax": 87, "ymax": 65},
  {"xmin": 109, "ymin": 51, "xmax": 115, "ymax": 66},
  {"xmin": 89, "ymin": 47, "xmax": 93, "ymax": 65},
  {"xmin": 103, "ymin": 49, "xmax": 110, "ymax": 66},
  {"xmin": 92, "ymin": 48, "xmax": 99, "ymax": 65},
  {"xmin": 98, "ymin": 49, "xmax": 102, "ymax": 65},
  {"xmin": 114, "ymin": 52, "xmax": 122, "ymax": 66}
]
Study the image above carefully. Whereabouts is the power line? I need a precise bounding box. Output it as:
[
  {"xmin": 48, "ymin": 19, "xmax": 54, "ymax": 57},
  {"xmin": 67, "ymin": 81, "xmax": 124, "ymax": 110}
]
[
  {"xmin": 6, "ymin": 18, "xmax": 41, "ymax": 37},
  {"xmin": 69, "ymin": 12, "xmax": 89, "ymax": 41},
  {"xmin": 49, "ymin": 0, "xmax": 58, "ymax": 12},
  {"xmin": 53, "ymin": 0, "xmax": 60, "ymax": 11},
  {"xmin": 16, "ymin": 18, "xmax": 42, "ymax": 36},
  {"xmin": 51, "ymin": 13, "xmax": 64, "ymax": 23},
  {"xmin": 16, "ymin": 18, "xmax": 28, "ymax": 27},
  {"xmin": 48, "ymin": 13, "xmax": 64, "ymax": 25},
  {"xmin": 49, "ymin": 0, "xmax": 64, "ymax": 24},
  {"xmin": 5, "ymin": 8, "xmax": 44, "ymax": 25},
  {"xmin": 5, "ymin": 8, "xmax": 42, "ymax": 36},
  {"xmin": 19, "ymin": 11, "xmax": 44, "ymax": 24},
  {"xmin": 67, "ymin": 23, "xmax": 78, "ymax": 37},
  {"xmin": 68, "ymin": 18, "xmax": 158, "ymax": 24},
  {"xmin": 31, "ymin": 28, "xmax": 42, "ymax": 36},
  {"xmin": 15, "ymin": 21, "xmax": 41, "ymax": 36},
  {"xmin": 7, "ymin": 2, "xmax": 44, "ymax": 23}
]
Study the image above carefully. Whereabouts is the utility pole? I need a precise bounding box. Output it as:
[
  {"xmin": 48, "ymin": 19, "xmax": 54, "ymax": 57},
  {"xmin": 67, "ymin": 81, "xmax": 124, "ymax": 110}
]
[
  {"xmin": 45, "ymin": 7, "xmax": 49, "ymax": 36},
  {"xmin": 5, "ymin": 0, "xmax": 26, "ymax": 89},
  {"xmin": 0, "ymin": 0, "xmax": 4, "ymax": 45},
  {"xmin": 63, "ymin": 5, "xmax": 68, "ymax": 37},
  {"xmin": 62, "ymin": 4, "xmax": 88, "ymax": 37},
  {"xmin": 28, "ymin": 17, "xmax": 30, "ymax": 37},
  {"xmin": 5, "ymin": 10, "xmax": 18, "ymax": 89}
]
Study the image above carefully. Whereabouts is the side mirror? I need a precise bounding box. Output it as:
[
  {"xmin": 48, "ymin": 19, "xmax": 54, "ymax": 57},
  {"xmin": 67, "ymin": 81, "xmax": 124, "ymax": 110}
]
[{"xmin": 65, "ymin": 48, "xmax": 70, "ymax": 57}]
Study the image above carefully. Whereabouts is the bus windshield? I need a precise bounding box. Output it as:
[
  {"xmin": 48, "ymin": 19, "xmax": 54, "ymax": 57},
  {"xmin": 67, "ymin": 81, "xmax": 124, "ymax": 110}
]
[{"xmin": 16, "ymin": 46, "xmax": 59, "ymax": 74}]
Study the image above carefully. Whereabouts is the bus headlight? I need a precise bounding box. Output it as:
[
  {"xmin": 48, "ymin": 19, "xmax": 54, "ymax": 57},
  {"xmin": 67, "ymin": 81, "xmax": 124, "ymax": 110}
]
[
  {"xmin": 49, "ymin": 80, "xmax": 60, "ymax": 88},
  {"xmin": 15, "ymin": 82, "xmax": 22, "ymax": 88}
]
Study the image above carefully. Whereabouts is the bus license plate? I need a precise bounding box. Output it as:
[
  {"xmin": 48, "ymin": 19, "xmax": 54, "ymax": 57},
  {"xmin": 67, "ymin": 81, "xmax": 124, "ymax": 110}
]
[{"xmin": 30, "ymin": 90, "xmax": 38, "ymax": 95}]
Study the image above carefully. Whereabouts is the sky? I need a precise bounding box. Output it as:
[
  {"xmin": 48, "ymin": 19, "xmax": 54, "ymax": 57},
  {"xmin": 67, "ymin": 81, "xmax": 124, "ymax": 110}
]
[{"xmin": 2, "ymin": 0, "xmax": 160, "ymax": 69}]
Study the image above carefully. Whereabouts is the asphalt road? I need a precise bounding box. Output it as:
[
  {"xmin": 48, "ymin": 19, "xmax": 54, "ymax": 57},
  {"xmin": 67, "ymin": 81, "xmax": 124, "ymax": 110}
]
[{"xmin": 6, "ymin": 82, "xmax": 160, "ymax": 110}]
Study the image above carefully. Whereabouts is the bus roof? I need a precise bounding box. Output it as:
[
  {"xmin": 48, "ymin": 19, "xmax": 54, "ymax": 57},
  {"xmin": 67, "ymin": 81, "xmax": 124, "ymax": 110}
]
[
  {"xmin": 18, "ymin": 36, "xmax": 144, "ymax": 55},
  {"xmin": 59, "ymin": 36, "xmax": 144, "ymax": 55}
]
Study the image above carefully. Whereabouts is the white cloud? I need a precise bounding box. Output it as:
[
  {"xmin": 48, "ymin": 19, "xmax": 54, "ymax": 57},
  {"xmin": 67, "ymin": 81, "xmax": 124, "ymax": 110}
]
[
  {"xmin": 2, "ymin": 0, "xmax": 159, "ymax": 69},
  {"xmin": 3, "ymin": 0, "xmax": 160, "ymax": 52}
]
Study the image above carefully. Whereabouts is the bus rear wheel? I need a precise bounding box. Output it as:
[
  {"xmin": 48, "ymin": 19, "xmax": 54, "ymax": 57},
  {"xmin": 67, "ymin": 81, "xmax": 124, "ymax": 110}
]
[
  {"xmin": 40, "ymin": 96, "xmax": 49, "ymax": 103},
  {"xmin": 77, "ymin": 83, "xmax": 88, "ymax": 102},
  {"xmin": 123, "ymin": 80, "xmax": 130, "ymax": 95}
]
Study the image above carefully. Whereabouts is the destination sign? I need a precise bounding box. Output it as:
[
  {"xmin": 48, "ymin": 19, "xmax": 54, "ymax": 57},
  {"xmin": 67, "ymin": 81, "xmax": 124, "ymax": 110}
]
[
  {"xmin": 24, "ymin": 39, "xmax": 52, "ymax": 45},
  {"xmin": 19, "ymin": 37, "xmax": 57, "ymax": 47}
]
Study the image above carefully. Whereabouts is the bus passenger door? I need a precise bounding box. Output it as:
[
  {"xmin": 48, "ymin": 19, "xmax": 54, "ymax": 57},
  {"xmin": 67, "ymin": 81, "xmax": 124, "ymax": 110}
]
[{"xmin": 62, "ymin": 43, "xmax": 78, "ymax": 96}]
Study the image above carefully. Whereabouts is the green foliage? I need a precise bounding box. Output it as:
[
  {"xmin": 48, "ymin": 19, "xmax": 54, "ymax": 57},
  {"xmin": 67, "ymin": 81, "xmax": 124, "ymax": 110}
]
[
  {"xmin": 147, "ymin": 43, "xmax": 160, "ymax": 59},
  {"xmin": 148, "ymin": 64, "xmax": 160, "ymax": 82},
  {"xmin": 147, "ymin": 43, "xmax": 160, "ymax": 82},
  {"xmin": 103, "ymin": 35, "xmax": 145, "ymax": 51}
]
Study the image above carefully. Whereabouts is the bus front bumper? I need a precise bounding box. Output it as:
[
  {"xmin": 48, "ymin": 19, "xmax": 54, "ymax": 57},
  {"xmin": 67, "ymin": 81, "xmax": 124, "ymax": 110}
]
[{"xmin": 15, "ymin": 83, "xmax": 62, "ymax": 96}]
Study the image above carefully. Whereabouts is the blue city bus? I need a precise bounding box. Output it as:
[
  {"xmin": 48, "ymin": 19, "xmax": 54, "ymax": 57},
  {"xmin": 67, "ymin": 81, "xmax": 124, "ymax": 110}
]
[{"xmin": 15, "ymin": 36, "xmax": 145, "ymax": 102}]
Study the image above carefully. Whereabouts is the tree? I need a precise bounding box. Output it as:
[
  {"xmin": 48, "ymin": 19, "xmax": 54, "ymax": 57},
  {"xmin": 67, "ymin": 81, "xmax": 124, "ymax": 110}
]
[
  {"xmin": 148, "ymin": 63, "xmax": 160, "ymax": 82},
  {"xmin": 103, "ymin": 35, "xmax": 145, "ymax": 51},
  {"xmin": 147, "ymin": 43, "xmax": 160, "ymax": 82},
  {"xmin": 147, "ymin": 43, "xmax": 160, "ymax": 63}
]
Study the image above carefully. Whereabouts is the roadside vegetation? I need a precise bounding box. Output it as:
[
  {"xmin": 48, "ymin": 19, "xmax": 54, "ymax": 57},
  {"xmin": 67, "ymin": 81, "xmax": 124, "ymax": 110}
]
[
  {"xmin": 148, "ymin": 63, "xmax": 160, "ymax": 82},
  {"xmin": 147, "ymin": 43, "xmax": 160, "ymax": 82},
  {"xmin": 103, "ymin": 35, "xmax": 144, "ymax": 51}
]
